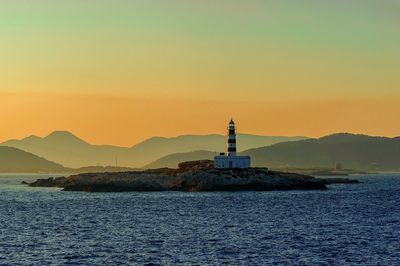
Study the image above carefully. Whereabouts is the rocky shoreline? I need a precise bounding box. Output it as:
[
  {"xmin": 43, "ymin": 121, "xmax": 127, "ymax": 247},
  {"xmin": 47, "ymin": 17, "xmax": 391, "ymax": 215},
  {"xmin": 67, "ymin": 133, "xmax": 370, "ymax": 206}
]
[{"xmin": 25, "ymin": 160, "xmax": 359, "ymax": 192}]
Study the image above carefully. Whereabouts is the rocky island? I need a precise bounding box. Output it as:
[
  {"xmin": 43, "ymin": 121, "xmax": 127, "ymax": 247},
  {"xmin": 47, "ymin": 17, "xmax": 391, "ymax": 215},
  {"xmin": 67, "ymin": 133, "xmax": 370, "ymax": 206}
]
[{"xmin": 26, "ymin": 160, "xmax": 359, "ymax": 192}]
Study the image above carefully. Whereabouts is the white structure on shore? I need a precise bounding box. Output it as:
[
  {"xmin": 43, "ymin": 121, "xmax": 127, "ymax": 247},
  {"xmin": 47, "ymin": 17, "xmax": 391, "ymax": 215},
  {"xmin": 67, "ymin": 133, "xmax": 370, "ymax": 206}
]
[{"xmin": 214, "ymin": 119, "xmax": 251, "ymax": 169}]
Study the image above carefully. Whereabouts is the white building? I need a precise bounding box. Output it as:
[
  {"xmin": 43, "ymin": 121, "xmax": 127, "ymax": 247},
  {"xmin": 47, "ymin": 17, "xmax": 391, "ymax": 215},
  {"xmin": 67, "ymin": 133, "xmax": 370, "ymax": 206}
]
[{"xmin": 214, "ymin": 119, "xmax": 251, "ymax": 169}]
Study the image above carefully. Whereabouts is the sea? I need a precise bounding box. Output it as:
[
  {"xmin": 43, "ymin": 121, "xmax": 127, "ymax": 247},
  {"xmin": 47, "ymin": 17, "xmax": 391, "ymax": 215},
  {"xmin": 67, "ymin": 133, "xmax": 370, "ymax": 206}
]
[{"xmin": 0, "ymin": 174, "xmax": 399, "ymax": 265}]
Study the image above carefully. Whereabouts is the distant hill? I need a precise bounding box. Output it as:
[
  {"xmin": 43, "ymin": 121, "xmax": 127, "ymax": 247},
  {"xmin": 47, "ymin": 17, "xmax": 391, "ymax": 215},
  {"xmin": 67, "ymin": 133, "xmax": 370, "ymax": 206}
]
[
  {"xmin": 0, "ymin": 146, "xmax": 69, "ymax": 173},
  {"xmin": 1, "ymin": 131, "xmax": 126, "ymax": 169},
  {"xmin": 245, "ymin": 133, "xmax": 400, "ymax": 171},
  {"xmin": 145, "ymin": 133, "xmax": 400, "ymax": 171},
  {"xmin": 0, "ymin": 131, "xmax": 306, "ymax": 168}
]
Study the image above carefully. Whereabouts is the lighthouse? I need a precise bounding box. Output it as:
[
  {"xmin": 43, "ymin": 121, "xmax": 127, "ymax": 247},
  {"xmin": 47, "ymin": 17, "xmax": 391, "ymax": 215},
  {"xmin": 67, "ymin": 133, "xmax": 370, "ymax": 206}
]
[
  {"xmin": 214, "ymin": 119, "xmax": 251, "ymax": 169},
  {"xmin": 227, "ymin": 119, "xmax": 237, "ymax": 156}
]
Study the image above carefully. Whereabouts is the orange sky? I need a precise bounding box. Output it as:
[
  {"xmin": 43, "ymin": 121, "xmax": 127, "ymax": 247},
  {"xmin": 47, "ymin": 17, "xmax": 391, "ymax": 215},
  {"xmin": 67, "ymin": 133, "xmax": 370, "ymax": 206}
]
[
  {"xmin": 1, "ymin": 91, "xmax": 399, "ymax": 146},
  {"xmin": 1, "ymin": 1, "xmax": 399, "ymax": 145}
]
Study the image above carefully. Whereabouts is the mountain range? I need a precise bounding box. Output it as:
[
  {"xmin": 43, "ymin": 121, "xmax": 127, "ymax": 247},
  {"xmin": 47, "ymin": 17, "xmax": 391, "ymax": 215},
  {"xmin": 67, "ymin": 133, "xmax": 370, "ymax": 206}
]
[
  {"xmin": 2, "ymin": 131, "xmax": 400, "ymax": 173},
  {"xmin": 146, "ymin": 133, "xmax": 400, "ymax": 172},
  {"xmin": 0, "ymin": 131, "xmax": 306, "ymax": 168}
]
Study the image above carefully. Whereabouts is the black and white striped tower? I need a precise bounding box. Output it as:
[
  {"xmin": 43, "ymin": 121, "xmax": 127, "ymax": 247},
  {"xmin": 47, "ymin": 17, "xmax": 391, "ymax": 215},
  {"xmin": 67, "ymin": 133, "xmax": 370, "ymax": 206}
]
[{"xmin": 227, "ymin": 119, "xmax": 237, "ymax": 156}]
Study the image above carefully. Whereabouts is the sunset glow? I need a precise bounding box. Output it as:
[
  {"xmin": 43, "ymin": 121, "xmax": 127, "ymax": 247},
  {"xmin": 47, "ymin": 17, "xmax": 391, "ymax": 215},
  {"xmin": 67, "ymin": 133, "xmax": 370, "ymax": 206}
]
[{"xmin": 1, "ymin": 1, "xmax": 399, "ymax": 145}]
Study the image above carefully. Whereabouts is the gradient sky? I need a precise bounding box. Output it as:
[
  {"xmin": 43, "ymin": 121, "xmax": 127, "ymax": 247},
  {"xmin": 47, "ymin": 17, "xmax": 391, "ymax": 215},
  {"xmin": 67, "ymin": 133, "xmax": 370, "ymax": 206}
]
[{"xmin": 1, "ymin": 1, "xmax": 399, "ymax": 146}]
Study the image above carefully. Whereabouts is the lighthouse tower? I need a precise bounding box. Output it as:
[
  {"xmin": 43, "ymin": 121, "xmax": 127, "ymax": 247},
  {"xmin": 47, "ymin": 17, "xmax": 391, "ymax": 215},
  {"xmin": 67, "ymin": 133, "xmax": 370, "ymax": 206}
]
[
  {"xmin": 227, "ymin": 119, "xmax": 237, "ymax": 156},
  {"xmin": 214, "ymin": 119, "xmax": 251, "ymax": 169}
]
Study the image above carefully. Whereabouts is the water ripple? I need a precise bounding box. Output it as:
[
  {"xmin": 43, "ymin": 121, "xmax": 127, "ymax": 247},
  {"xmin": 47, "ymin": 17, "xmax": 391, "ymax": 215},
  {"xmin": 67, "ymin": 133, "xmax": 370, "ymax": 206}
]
[{"xmin": 0, "ymin": 174, "xmax": 399, "ymax": 265}]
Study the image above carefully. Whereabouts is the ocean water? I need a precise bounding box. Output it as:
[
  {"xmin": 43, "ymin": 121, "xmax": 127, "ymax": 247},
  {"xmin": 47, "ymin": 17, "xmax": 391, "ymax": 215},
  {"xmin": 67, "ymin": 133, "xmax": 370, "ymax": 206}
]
[{"xmin": 0, "ymin": 174, "xmax": 399, "ymax": 265}]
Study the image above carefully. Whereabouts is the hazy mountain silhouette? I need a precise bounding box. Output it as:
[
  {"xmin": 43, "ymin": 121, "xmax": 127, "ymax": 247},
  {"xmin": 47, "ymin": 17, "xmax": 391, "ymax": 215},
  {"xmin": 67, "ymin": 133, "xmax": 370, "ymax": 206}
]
[
  {"xmin": 145, "ymin": 133, "xmax": 400, "ymax": 171},
  {"xmin": 3, "ymin": 132, "xmax": 400, "ymax": 172},
  {"xmin": 0, "ymin": 131, "xmax": 306, "ymax": 168},
  {"xmin": 246, "ymin": 133, "xmax": 400, "ymax": 171},
  {"xmin": 0, "ymin": 146, "xmax": 69, "ymax": 173},
  {"xmin": 1, "ymin": 131, "xmax": 126, "ymax": 168}
]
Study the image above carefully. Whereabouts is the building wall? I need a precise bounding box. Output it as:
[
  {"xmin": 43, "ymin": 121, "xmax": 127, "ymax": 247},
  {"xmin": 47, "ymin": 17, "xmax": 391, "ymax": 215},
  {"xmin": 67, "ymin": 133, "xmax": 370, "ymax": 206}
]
[{"xmin": 214, "ymin": 156, "xmax": 251, "ymax": 169}]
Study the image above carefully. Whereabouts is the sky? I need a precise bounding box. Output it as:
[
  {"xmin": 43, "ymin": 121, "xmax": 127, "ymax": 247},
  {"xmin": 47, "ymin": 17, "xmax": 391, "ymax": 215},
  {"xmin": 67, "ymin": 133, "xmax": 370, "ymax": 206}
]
[{"xmin": 1, "ymin": 0, "xmax": 399, "ymax": 146}]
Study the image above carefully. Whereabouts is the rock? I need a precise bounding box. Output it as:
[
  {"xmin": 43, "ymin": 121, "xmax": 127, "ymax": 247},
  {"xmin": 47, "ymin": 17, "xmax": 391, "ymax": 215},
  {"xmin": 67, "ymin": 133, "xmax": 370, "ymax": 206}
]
[
  {"xmin": 175, "ymin": 168, "xmax": 326, "ymax": 192},
  {"xmin": 178, "ymin": 160, "xmax": 214, "ymax": 172},
  {"xmin": 28, "ymin": 176, "xmax": 67, "ymax": 187},
  {"xmin": 64, "ymin": 169, "xmax": 326, "ymax": 192},
  {"xmin": 26, "ymin": 160, "xmax": 332, "ymax": 192}
]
